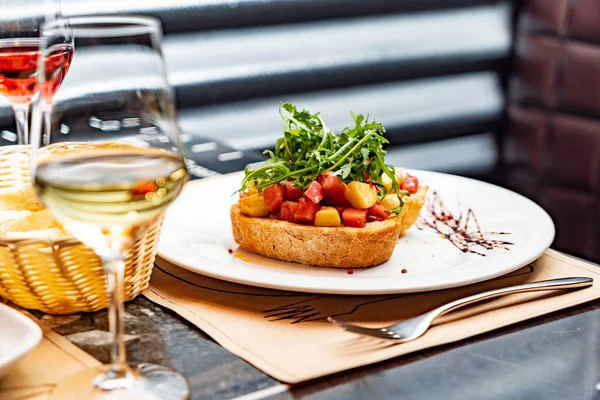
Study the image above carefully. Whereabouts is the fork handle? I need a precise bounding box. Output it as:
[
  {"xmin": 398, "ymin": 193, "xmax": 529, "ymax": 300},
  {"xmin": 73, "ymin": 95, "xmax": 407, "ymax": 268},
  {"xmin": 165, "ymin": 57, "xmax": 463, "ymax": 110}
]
[{"xmin": 430, "ymin": 277, "xmax": 593, "ymax": 322}]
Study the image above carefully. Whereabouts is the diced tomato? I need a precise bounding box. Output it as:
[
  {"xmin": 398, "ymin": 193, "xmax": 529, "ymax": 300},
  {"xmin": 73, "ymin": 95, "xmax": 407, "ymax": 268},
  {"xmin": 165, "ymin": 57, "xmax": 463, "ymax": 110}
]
[
  {"xmin": 263, "ymin": 184, "xmax": 286, "ymax": 213},
  {"xmin": 334, "ymin": 206, "xmax": 347, "ymax": 217},
  {"xmin": 401, "ymin": 173, "xmax": 419, "ymax": 194},
  {"xmin": 342, "ymin": 208, "xmax": 367, "ymax": 228},
  {"xmin": 294, "ymin": 197, "xmax": 321, "ymax": 223},
  {"xmin": 369, "ymin": 182, "xmax": 381, "ymax": 192},
  {"xmin": 318, "ymin": 172, "xmax": 346, "ymax": 196},
  {"xmin": 325, "ymin": 193, "xmax": 352, "ymax": 207},
  {"xmin": 317, "ymin": 172, "xmax": 330, "ymax": 184},
  {"xmin": 304, "ymin": 180, "xmax": 324, "ymax": 204},
  {"xmin": 318, "ymin": 172, "xmax": 350, "ymax": 206},
  {"xmin": 285, "ymin": 180, "xmax": 303, "ymax": 200},
  {"xmin": 279, "ymin": 201, "xmax": 299, "ymax": 223},
  {"xmin": 367, "ymin": 202, "xmax": 390, "ymax": 221}
]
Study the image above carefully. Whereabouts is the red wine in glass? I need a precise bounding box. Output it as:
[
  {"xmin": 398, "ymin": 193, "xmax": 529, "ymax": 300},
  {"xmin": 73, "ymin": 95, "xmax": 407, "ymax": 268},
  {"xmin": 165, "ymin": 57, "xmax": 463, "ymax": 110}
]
[{"xmin": 0, "ymin": 38, "xmax": 73, "ymax": 103}]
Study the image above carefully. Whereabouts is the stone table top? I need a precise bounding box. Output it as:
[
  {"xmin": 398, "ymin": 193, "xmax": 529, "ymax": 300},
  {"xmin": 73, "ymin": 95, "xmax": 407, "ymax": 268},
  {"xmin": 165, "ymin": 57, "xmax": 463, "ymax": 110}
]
[{"xmin": 35, "ymin": 289, "xmax": 600, "ymax": 400}]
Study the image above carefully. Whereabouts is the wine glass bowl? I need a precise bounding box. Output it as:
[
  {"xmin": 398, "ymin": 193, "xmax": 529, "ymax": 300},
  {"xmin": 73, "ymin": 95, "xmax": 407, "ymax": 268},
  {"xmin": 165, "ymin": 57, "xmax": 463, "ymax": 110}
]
[
  {"xmin": 33, "ymin": 141, "xmax": 186, "ymax": 252},
  {"xmin": 0, "ymin": 0, "xmax": 68, "ymax": 144},
  {"xmin": 30, "ymin": 16, "xmax": 190, "ymax": 400}
]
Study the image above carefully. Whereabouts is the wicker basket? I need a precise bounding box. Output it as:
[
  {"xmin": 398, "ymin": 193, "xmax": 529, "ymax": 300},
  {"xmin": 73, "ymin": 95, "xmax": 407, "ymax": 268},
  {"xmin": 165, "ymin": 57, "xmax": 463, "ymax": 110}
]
[{"xmin": 0, "ymin": 145, "xmax": 162, "ymax": 314}]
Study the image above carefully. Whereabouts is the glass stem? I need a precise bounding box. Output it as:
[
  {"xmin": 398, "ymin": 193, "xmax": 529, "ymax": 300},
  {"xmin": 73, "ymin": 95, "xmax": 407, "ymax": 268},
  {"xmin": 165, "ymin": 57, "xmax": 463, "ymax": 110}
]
[
  {"xmin": 42, "ymin": 101, "xmax": 53, "ymax": 146},
  {"xmin": 12, "ymin": 102, "xmax": 30, "ymax": 145},
  {"xmin": 102, "ymin": 253, "xmax": 129, "ymax": 378}
]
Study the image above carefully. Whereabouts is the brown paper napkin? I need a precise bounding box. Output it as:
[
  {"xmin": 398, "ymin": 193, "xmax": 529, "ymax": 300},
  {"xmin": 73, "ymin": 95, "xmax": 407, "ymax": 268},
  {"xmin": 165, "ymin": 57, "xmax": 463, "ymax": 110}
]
[
  {"xmin": 0, "ymin": 310, "xmax": 100, "ymax": 400},
  {"xmin": 144, "ymin": 249, "xmax": 600, "ymax": 384}
]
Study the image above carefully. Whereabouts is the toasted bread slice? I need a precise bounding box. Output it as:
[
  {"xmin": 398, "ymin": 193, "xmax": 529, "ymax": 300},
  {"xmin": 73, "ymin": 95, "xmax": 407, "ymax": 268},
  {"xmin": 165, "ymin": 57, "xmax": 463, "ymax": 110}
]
[
  {"xmin": 230, "ymin": 184, "xmax": 428, "ymax": 268},
  {"xmin": 231, "ymin": 205, "xmax": 403, "ymax": 268},
  {"xmin": 398, "ymin": 185, "xmax": 428, "ymax": 236}
]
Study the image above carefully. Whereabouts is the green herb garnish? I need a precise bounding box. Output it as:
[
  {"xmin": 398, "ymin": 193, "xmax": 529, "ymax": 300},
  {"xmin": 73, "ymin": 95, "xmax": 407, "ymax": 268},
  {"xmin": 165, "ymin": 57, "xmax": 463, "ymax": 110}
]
[{"xmin": 239, "ymin": 103, "xmax": 408, "ymax": 214}]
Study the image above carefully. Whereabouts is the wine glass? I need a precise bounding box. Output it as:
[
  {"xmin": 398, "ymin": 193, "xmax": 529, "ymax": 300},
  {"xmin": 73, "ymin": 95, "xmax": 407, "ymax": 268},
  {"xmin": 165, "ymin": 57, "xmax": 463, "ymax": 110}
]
[
  {"xmin": 30, "ymin": 16, "xmax": 190, "ymax": 399},
  {"xmin": 0, "ymin": 0, "xmax": 69, "ymax": 145}
]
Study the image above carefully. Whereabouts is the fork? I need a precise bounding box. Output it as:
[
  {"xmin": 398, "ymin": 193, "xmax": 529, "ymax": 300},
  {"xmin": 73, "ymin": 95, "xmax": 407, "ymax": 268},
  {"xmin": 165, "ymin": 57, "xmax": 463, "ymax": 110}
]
[{"xmin": 328, "ymin": 277, "xmax": 592, "ymax": 341}]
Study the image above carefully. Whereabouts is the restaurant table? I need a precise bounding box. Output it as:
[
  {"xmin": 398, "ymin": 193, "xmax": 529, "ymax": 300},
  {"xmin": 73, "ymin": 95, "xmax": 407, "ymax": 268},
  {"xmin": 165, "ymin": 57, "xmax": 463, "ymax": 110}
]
[
  {"xmin": 11, "ymin": 142, "xmax": 600, "ymax": 399},
  {"xmin": 32, "ymin": 257, "xmax": 600, "ymax": 400}
]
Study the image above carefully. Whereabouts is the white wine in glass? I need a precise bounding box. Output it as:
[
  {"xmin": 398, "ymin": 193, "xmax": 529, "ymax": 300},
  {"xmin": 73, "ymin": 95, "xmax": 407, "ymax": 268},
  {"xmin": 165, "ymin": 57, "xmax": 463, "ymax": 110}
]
[
  {"xmin": 31, "ymin": 16, "xmax": 190, "ymax": 400},
  {"xmin": 35, "ymin": 146, "xmax": 186, "ymax": 253}
]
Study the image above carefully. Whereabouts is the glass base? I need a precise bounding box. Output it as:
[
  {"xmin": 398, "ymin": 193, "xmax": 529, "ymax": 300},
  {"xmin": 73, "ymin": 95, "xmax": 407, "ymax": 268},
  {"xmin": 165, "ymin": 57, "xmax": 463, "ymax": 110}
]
[{"xmin": 49, "ymin": 363, "xmax": 190, "ymax": 400}]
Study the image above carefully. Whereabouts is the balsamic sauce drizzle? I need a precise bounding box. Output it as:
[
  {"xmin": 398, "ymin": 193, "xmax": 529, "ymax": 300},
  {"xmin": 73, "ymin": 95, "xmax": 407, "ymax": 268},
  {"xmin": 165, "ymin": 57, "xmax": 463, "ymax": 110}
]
[{"xmin": 418, "ymin": 191, "xmax": 513, "ymax": 256}]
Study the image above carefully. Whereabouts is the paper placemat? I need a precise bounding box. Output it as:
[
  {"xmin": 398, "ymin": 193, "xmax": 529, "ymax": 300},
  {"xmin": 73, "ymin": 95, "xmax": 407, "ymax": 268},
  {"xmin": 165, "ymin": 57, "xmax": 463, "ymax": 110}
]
[
  {"xmin": 144, "ymin": 250, "xmax": 600, "ymax": 384},
  {"xmin": 0, "ymin": 311, "xmax": 100, "ymax": 400}
]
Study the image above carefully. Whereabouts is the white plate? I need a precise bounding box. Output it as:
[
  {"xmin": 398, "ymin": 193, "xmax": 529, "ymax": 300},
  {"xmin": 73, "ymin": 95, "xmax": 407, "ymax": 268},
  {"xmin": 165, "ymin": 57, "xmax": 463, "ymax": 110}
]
[
  {"xmin": 157, "ymin": 170, "xmax": 555, "ymax": 295},
  {"xmin": 0, "ymin": 303, "xmax": 42, "ymax": 376}
]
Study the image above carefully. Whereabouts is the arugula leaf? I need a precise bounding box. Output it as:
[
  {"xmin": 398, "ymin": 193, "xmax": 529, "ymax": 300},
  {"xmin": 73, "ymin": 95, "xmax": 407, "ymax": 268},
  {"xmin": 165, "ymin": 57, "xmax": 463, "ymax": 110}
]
[
  {"xmin": 360, "ymin": 147, "xmax": 370, "ymax": 164},
  {"xmin": 339, "ymin": 161, "xmax": 352, "ymax": 179},
  {"xmin": 239, "ymin": 103, "xmax": 407, "ymax": 214}
]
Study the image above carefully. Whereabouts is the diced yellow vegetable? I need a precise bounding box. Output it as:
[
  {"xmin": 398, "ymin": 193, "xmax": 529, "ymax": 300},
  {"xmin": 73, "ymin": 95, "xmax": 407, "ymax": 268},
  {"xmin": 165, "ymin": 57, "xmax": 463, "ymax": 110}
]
[
  {"xmin": 394, "ymin": 167, "xmax": 405, "ymax": 186},
  {"xmin": 345, "ymin": 181, "xmax": 378, "ymax": 209},
  {"xmin": 314, "ymin": 206, "xmax": 341, "ymax": 227},
  {"xmin": 381, "ymin": 173, "xmax": 393, "ymax": 193},
  {"xmin": 245, "ymin": 180, "xmax": 261, "ymax": 196},
  {"xmin": 238, "ymin": 194, "xmax": 269, "ymax": 217},
  {"xmin": 381, "ymin": 167, "xmax": 405, "ymax": 193},
  {"xmin": 381, "ymin": 194, "xmax": 401, "ymax": 211}
]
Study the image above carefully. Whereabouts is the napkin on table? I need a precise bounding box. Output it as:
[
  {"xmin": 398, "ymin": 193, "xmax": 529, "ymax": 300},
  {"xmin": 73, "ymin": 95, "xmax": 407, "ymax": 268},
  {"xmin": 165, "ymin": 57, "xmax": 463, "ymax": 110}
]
[{"xmin": 144, "ymin": 250, "xmax": 600, "ymax": 383}]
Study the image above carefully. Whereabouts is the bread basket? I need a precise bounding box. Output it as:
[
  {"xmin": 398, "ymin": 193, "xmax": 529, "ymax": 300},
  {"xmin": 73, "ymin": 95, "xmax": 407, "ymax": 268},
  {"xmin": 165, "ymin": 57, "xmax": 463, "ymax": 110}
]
[{"xmin": 0, "ymin": 145, "xmax": 162, "ymax": 314}]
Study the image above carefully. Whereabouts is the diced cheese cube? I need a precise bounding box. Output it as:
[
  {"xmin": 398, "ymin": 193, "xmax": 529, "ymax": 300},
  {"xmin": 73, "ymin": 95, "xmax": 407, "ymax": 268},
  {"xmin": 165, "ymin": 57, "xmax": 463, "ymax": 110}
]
[
  {"xmin": 381, "ymin": 194, "xmax": 401, "ymax": 211},
  {"xmin": 345, "ymin": 181, "xmax": 378, "ymax": 209},
  {"xmin": 238, "ymin": 194, "xmax": 269, "ymax": 217},
  {"xmin": 381, "ymin": 167, "xmax": 405, "ymax": 193},
  {"xmin": 382, "ymin": 173, "xmax": 394, "ymax": 193},
  {"xmin": 314, "ymin": 206, "xmax": 341, "ymax": 227}
]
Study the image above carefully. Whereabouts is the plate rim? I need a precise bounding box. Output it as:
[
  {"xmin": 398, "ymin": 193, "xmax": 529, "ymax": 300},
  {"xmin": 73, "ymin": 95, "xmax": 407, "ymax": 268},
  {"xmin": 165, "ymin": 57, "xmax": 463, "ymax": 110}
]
[
  {"xmin": 158, "ymin": 170, "xmax": 555, "ymax": 295},
  {"xmin": 0, "ymin": 303, "xmax": 43, "ymax": 375}
]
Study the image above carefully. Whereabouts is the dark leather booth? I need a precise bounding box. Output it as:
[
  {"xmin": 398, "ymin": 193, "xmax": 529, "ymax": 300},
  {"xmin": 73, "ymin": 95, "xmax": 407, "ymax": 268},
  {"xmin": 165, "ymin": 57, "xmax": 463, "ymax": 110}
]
[{"xmin": 505, "ymin": 0, "xmax": 600, "ymax": 262}]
